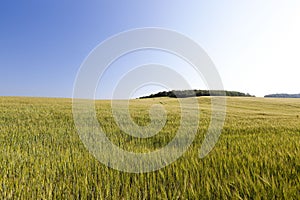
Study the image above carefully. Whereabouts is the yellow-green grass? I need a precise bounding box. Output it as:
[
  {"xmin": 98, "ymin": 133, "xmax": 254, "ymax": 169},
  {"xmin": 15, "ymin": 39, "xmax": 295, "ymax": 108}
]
[{"xmin": 0, "ymin": 97, "xmax": 299, "ymax": 199}]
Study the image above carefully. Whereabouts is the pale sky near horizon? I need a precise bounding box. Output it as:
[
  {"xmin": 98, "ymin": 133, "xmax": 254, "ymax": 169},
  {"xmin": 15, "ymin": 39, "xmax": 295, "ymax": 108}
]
[{"xmin": 0, "ymin": 1, "xmax": 299, "ymax": 98}]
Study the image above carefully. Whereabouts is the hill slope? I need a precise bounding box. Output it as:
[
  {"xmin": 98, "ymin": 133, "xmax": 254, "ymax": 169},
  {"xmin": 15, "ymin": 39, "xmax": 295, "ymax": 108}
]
[{"xmin": 0, "ymin": 97, "xmax": 299, "ymax": 199}]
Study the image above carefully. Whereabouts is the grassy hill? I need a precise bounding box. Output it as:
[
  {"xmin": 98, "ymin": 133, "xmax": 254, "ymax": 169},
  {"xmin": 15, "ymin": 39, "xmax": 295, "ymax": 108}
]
[{"xmin": 0, "ymin": 97, "xmax": 299, "ymax": 199}]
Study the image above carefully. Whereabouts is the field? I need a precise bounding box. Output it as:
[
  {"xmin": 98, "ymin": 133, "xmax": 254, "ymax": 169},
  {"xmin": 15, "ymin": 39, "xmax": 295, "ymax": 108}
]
[{"xmin": 0, "ymin": 96, "xmax": 299, "ymax": 199}]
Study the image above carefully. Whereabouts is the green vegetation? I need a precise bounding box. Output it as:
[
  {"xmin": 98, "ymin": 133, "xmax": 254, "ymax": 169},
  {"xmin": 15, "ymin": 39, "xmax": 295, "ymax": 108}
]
[
  {"xmin": 139, "ymin": 90, "xmax": 254, "ymax": 99},
  {"xmin": 0, "ymin": 96, "xmax": 299, "ymax": 199},
  {"xmin": 265, "ymin": 93, "xmax": 300, "ymax": 98}
]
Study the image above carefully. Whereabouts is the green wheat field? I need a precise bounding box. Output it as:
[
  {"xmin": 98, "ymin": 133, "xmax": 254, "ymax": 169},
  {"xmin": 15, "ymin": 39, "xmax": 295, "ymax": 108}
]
[{"xmin": 0, "ymin": 96, "xmax": 299, "ymax": 199}]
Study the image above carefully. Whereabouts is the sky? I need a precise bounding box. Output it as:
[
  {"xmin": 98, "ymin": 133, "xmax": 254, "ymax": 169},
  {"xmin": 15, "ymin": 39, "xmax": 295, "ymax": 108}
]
[{"xmin": 0, "ymin": 0, "xmax": 300, "ymax": 98}]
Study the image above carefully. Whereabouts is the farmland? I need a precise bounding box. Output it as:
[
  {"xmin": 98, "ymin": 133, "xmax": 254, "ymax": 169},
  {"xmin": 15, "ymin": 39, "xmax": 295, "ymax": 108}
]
[{"xmin": 0, "ymin": 96, "xmax": 299, "ymax": 199}]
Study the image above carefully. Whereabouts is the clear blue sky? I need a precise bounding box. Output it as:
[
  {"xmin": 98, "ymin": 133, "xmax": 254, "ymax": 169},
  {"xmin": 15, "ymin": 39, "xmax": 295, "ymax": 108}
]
[{"xmin": 1, "ymin": 1, "xmax": 299, "ymax": 98}]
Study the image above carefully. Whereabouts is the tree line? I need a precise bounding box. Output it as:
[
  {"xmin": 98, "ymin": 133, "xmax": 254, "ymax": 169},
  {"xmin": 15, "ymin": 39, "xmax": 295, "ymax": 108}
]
[
  {"xmin": 264, "ymin": 93, "xmax": 300, "ymax": 98},
  {"xmin": 139, "ymin": 90, "xmax": 254, "ymax": 99}
]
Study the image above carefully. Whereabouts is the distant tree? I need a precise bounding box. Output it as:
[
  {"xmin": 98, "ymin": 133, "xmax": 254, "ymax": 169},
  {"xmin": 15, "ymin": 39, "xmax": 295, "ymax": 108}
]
[
  {"xmin": 139, "ymin": 90, "xmax": 254, "ymax": 99},
  {"xmin": 264, "ymin": 93, "xmax": 300, "ymax": 98}
]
